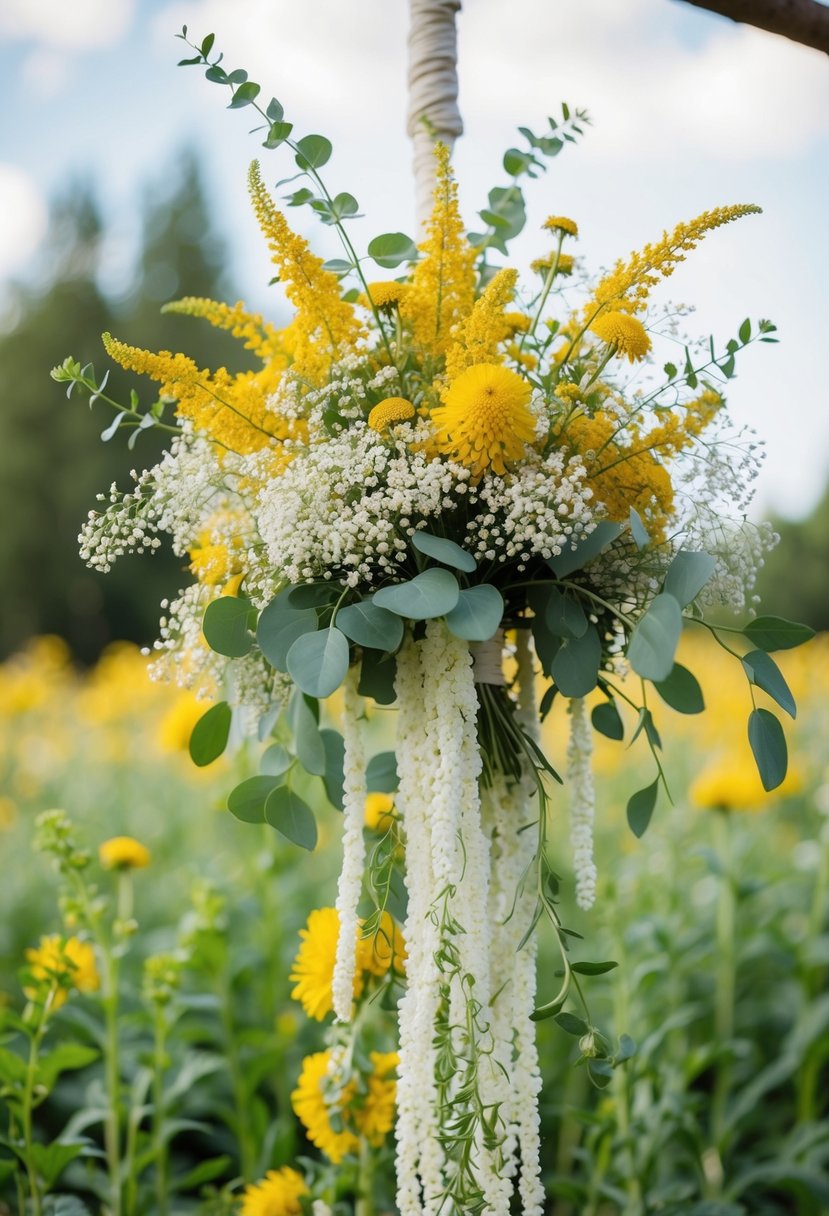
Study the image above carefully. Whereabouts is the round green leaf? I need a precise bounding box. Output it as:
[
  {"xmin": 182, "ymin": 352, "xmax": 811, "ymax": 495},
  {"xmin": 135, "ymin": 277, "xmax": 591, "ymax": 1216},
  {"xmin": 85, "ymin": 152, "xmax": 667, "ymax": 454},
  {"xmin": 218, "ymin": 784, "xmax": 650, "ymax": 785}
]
[
  {"xmin": 264, "ymin": 785, "xmax": 317, "ymax": 850},
  {"xmin": 337, "ymin": 601, "xmax": 404, "ymax": 651},
  {"xmin": 654, "ymin": 663, "xmax": 705, "ymax": 715},
  {"xmin": 445, "ymin": 585, "xmax": 504, "ymax": 642},
  {"xmin": 367, "ymin": 751, "xmax": 398, "ymax": 793},
  {"xmin": 202, "ymin": 596, "xmax": 254, "ymax": 658},
  {"xmin": 545, "ymin": 588, "xmax": 588, "ymax": 639},
  {"xmin": 748, "ymin": 708, "xmax": 788, "ymax": 792},
  {"xmin": 743, "ymin": 616, "xmax": 815, "ymax": 653},
  {"xmin": 410, "ymin": 530, "xmax": 477, "ymax": 573},
  {"xmin": 286, "ymin": 627, "xmax": 350, "ymax": 698},
  {"xmin": 289, "ymin": 693, "xmax": 326, "ymax": 775},
  {"xmin": 592, "ymin": 700, "xmax": 624, "ymax": 741},
  {"xmin": 294, "ymin": 134, "xmax": 332, "ymax": 169},
  {"xmin": 257, "ymin": 599, "xmax": 318, "ymax": 670},
  {"xmin": 627, "ymin": 594, "xmax": 682, "ymax": 682},
  {"xmin": 367, "ymin": 232, "xmax": 417, "ymax": 269},
  {"xmin": 373, "ymin": 568, "xmax": 459, "ymax": 620},
  {"xmin": 662, "ymin": 550, "xmax": 717, "ymax": 607},
  {"xmin": 358, "ymin": 650, "xmax": 397, "ymax": 704},
  {"xmin": 551, "ymin": 625, "xmax": 601, "ymax": 697},
  {"xmin": 188, "ymin": 701, "xmax": 232, "ymax": 767},
  {"xmin": 227, "ymin": 777, "xmax": 278, "ymax": 824},
  {"xmin": 286, "ymin": 583, "xmax": 339, "ymax": 609},
  {"xmin": 261, "ymin": 744, "xmax": 292, "ymax": 777}
]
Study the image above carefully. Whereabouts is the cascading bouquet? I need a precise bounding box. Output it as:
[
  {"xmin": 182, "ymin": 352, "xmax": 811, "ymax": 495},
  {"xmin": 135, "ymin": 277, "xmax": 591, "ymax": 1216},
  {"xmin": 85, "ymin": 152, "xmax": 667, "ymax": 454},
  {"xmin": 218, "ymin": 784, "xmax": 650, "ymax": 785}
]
[{"xmin": 53, "ymin": 28, "xmax": 813, "ymax": 1216}]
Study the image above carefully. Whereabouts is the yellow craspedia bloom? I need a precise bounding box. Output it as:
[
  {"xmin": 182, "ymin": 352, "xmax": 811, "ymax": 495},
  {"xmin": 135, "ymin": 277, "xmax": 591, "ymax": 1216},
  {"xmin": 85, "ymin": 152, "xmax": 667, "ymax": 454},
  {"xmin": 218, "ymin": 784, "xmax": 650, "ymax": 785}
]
[
  {"xmin": 99, "ymin": 836, "xmax": 151, "ymax": 871},
  {"xmin": 238, "ymin": 1167, "xmax": 308, "ymax": 1216},
  {"xmin": 690, "ymin": 758, "xmax": 802, "ymax": 812},
  {"xmin": 431, "ymin": 363, "xmax": 536, "ymax": 477},
  {"xmin": 360, "ymin": 281, "xmax": 410, "ymax": 312},
  {"xmin": 292, "ymin": 1051, "xmax": 360, "ymax": 1162},
  {"xmin": 555, "ymin": 382, "xmax": 583, "ymax": 405},
  {"xmin": 367, "ymin": 397, "xmax": 416, "ymax": 432},
  {"xmin": 364, "ymin": 792, "xmax": 395, "ymax": 831},
  {"xmin": 590, "ymin": 312, "xmax": 652, "ymax": 362},
  {"xmin": 531, "ymin": 252, "xmax": 574, "ymax": 277},
  {"xmin": 289, "ymin": 907, "xmax": 364, "ymax": 1021},
  {"xmin": 502, "ymin": 310, "xmax": 531, "ymax": 334},
  {"xmin": 24, "ymin": 935, "xmax": 100, "ymax": 1010},
  {"xmin": 543, "ymin": 215, "xmax": 579, "ymax": 238}
]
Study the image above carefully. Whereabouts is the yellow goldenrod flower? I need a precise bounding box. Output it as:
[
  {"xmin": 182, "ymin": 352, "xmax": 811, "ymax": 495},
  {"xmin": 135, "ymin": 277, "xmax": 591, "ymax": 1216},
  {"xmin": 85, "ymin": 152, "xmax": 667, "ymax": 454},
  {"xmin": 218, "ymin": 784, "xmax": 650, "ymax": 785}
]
[
  {"xmin": 444, "ymin": 267, "xmax": 518, "ymax": 381},
  {"xmin": 555, "ymin": 382, "xmax": 583, "ymax": 405},
  {"xmin": 587, "ymin": 204, "xmax": 761, "ymax": 316},
  {"xmin": 399, "ymin": 143, "xmax": 477, "ymax": 356},
  {"xmin": 359, "ymin": 281, "xmax": 410, "ymax": 312},
  {"xmin": 99, "ymin": 836, "xmax": 151, "ymax": 871},
  {"xmin": 431, "ymin": 363, "xmax": 536, "ymax": 477},
  {"xmin": 367, "ymin": 397, "xmax": 416, "ymax": 432},
  {"xmin": 566, "ymin": 413, "xmax": 675, "ymax": 538},
  {"xmin": 162, "ymin": 297, "xmax": 284, "ymax": 362},
  {"xmin": 502, "ymin": 310, "xmax": 531, "ymax": 334},
  {"xmin": 291, "ymin": 1050, "xmax": 398, "ymax": 1163},
  {"xmin": 531, "ymin": 252, "xmax": 574, "ymax": 277},
  {"xmin": 364, "ymin": 791, "xmax": 396, "ymax": 831},
  {"xmin": 289, "ymin": 907, "xmax": 364, "ymax": 1021},
  {"xmin": 543, "ymin": 215, "xmax": 579, "ymax": 238},
  {"xmin": 590, "ymin": 312, "xmax": 652, "ymax": 362},
  {"xmin": 238, "ymin": 1167, "xmax": 308, "ymax": 1216},
  {"xmin": 24, "ymin": 935, "xmax": 99, "ymax": 1010}
]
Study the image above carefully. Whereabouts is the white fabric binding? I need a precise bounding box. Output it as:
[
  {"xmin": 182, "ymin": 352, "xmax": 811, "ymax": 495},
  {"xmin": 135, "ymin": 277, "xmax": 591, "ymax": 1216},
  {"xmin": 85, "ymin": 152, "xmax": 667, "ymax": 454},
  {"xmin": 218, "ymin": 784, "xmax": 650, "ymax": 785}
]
[{"xmin": 407, "ymin": 0, "xmax": 464, "ymax": 227}]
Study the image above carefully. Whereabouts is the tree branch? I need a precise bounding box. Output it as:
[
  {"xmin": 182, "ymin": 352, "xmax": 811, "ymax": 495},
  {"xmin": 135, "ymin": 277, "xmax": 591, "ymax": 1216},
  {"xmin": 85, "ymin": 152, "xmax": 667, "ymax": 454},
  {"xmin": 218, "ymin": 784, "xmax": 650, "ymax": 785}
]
[{"xmin": 677, "ymin": 0, "xmax": 829, "ymax": 54}]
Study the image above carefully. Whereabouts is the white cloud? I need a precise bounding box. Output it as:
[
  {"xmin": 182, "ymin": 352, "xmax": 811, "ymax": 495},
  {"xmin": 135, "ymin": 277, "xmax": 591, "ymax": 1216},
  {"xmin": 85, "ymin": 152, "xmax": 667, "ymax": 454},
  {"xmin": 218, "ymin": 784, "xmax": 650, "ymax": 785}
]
[
  {"xmin": 19, "ymin": 47, "xmax": 70, "ymax": 98},
  {"xmin": 0, "ymin": 0, "xmax": 134, "ymax": 49},
  {"xmin": 0, "ymin": 164, "xmax": 48, "ymax": 278}
]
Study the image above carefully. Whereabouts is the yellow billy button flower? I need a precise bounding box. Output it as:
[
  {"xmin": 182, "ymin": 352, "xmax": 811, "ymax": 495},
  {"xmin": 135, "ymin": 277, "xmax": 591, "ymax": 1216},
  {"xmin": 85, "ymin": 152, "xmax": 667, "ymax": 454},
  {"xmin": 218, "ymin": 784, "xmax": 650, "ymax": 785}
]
[
  {"xmin": 502, "ymin": 310, "xmax": 531, "ymax": 334},
  {"xmin": 431, "ymin": 363, "xmax": 535, "ymax": 477},
  {"xmin": 99, "ymin": 836, "xmax": 151, "ymax": 871},
  {"xmin": 238, "ymin": 1166, "xmax": 308, "ymax": 1216},
  {"xmin": 24, "ymin": 935, "xmax": 100, "ymax": 1010},
  {"xmin": 364, "ymin": 791, "xmax": 396, "ymax": 831},
  {"xmin": 589, "ymin": 312, "xmax": 652, "ymax": 362},
  {"xmin": 367, "ymin": 397, "xmax": 416, "ymax": 432},
  {"xmin": 531, "ymin": 252, "xmax": 574, "ymax": 277},
  {"xmin": 360, "ymin": 280, "xmax": 410, "ymax": 313},
  {"xmin": 543, "ymin": 215, "xmax": 579, "ymax": 238}
]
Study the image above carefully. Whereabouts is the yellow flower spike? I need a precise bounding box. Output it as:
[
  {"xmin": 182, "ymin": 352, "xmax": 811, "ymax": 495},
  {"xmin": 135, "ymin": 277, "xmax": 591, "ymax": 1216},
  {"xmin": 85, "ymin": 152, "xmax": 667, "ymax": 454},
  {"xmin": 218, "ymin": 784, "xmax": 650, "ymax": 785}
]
[
  {"xmin": 24, "ymin": 935, "xmax": 100, "ymax": 1010},
  {"xmin": 289, "ymin": 907, "xmax": 364, "ymax": 1021},
  {"xmin": 161, "ymin": 297, "xmax": 284, "ymax": 362},
  {"xmin": 531, "ymin": 252, "xmax": 574, "ymax": 277},
  {"xmin": 590, "ymin": 312, "xmax": 652, "ymax": 362},
  {"xmin": 431, "ymin": 363, "xmax": 536, "ymax": 477},
  {"xmin": 99, "ymin": 836, "xmax": 151, "ymax": 871},
  {"xmin": 444, "ymin": 267, "xmax": 518, "ymax": 381},
  {"xmin": 238, "ymin": 1166, "xmax": 308, "ymax": 1216},
  {"xmin": 359, "ymin": 281, "xmax": 410, "ymax": 313},
  {"xmin": 367, "ymin": 397, "xmax": 416, "ymax": 432},
  {"xmin": 543, "ymin": 215, "xmax": 579, "ymax": 238}
]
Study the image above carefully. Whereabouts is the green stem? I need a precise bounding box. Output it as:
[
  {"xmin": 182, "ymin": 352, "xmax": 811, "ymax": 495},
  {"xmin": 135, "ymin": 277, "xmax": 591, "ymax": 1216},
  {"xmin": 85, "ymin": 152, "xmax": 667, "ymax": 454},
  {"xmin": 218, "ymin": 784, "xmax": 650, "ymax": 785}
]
[
  {"xmin": 523, "ymin": 234, "xmax": 564, "ymax": 345},
  {"xmin": 219, "ymin": 974, "xmax": 255, "ymax": 1181},
  {"xmin": 796, "ymin": 816, "xmax": 829, "ymax": 1122},
  {"xmin": 21, "ymin": 1003, "xmax": 50, "ymax": 1216},
  {"xmin": 355, "ymin": 1137, "xmax": 375, "ymax": 1216},
  {"xmin": 103, "ymin": 957, "xmax": 123, "ymax": 1216},
  {"xmin": 710, "ymin": 809, "xmax": 736, "ymax": 1159},
  {"xmin": 152, "ymin": 1011, "xmax": 169, "ymax": 1216}
]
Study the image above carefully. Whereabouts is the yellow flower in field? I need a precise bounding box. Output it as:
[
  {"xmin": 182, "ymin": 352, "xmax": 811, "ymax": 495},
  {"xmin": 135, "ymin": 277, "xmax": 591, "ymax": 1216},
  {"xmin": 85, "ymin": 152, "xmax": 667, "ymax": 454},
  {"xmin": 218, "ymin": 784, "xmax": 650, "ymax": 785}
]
[
  {"xmin": 238, "ymin": 1166, "xmax": 308, "ymax": 1216},
  {"xmin": 543, "ymin": 215, "xmax": 579, "ymax": 238},
  {"xmin": 291, "ymin": 1049, "xmax": 398, "ymax": 1163},
  {"xmin": 364, "ymin": 791, "xmax": 395, "ymax": 831},
  {"xmin": 690, "ymin": 758, "xmax": 802, "ymax": 812},
  {"xmin": 99, "ymin": 836, "xmax": 151, "ymax": 871},
  {"xmin": 506, "ymin": 342, "xmax": 538, "ymax": 371},
  {"xmin": 590, "ymin": 312, "xmax": 652, "ymax": 362},
  {"xmin": 531, "ymin": 252, "xmax": 574, "ymax": 277},
  {"xmin": 0, "ymin": 796, "xmax": 17, "ymax": 830},
  {"xmin": 24, "ymin": 935, "xmax": 99, "ymax": 1009},
  {"xmin": 157, "ymin": 692, "xmax": 208, "ymax": 753},
  {"xmin": 367, "ymin": 397, "xmax": 416, "ymax": 432},
  {"xmin": 360, "ymin": 280, "xmax": 410, "ymax": 313},
  {"xmin": 290, "ymin": 907, "xmax": 364, "ymax": 1021},
  {"xmin": 431, "ymin": 363, "xmax": 536, "ymax": 477}
]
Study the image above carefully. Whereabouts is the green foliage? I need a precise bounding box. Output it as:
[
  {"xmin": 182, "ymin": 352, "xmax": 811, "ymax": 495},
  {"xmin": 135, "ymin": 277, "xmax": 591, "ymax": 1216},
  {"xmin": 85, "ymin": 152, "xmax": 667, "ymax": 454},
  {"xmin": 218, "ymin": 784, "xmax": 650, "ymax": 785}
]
[
  {"xmin": 627, "ymin": 594, "xmax": 683, "ymax": 682},
  {"xmin": 444, "ymin": 585, "xmax": 504, "ymax": 642},
  {"xmin": 372, "ymin": 568, "xmax": 460, "ymax": 620},
  {"xmin": 188, "ymin": 701, "xmax": 232, "ymax": 766}
]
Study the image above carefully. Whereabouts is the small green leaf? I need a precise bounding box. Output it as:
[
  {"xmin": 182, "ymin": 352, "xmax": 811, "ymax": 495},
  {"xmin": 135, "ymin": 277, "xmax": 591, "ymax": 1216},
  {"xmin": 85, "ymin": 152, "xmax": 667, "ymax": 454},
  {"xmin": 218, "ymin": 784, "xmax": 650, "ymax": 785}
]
[
  {"xmin": 257, "ymin": 597, "xmax": 318, "ymax": 670},
  {"xmin": 445, "ymin": 585, "xmax": 504, "ymax": 641},
  {"xmin": 629, "ymin": 507, "xmax": 650, "ymax": 550},
  {"xmin": 228, "ymin": 81, "xmax": 260, "ymax": 108},
  {"xmin": 654, "ymin": 663, "xmax": 705, "ymax": 715},
  {"xmin": 545, "ymin": 588, "xmax": 588, "ymax": 639},
  {"xmin": 663, "ymin": 550, "xmax": 717, "ymax": 607},
  {"xmin": 748, "ymin": 708, "xmax": 788, "ymax": 791},
  {"xmin": 367, "ymin": 751, "xmax": 398, "ymax": 793},
  {"xmin": 367, "ymin": 232, "xmax": 417, "ymax": 269},
  {"xmin": 261, "ymin": 743, "xmax": 292, "ymax": 777},
  {"xmin": 202, "ymin": 596, "xmax": 254, "ymax": 658},
  {"xmin": 286, "ymin": 627, "xmax": 350, "ymax": 699},
  {"xmin": 548, "ymin": 521, "xmax": 623, "ymax": 578},
  {"xmin": 263, "ymin": 120, "xmax": 293, "ymax": 148},
  {"xmin": 551, "ymin": 626, "xmax": 601, "ymax": 697},
  {"xmin": 531, "ymin": 611, "xmax": 561, "ymax": 678},
  {"xmin": 627, "ymin": 595, "xmax": 683, "ymax": 682},
  {"xmin": 739, "ymin": 317, "xmax": 752, "ymax": 344},
  {"xmin": 373, "ymin": 568, "xmax": 459, "ymax": 620},
  {"xmin": 37, "ymin": 1043, "xmax": 99, "ymax": 1091},
  {"xmin": 294, "ymin": 134, "xmax": 332, "ymax": 169},
  {"xmin": 743, "ymin": 615, "xmax": 815, "ymax": 652},
  {"xmin": 626, "ymin": 778, "xmax": 659, "ymax": 838},
  {"xmin": 289, "ymin": 692, "xmax": 326, "ymax": 775},
  {"xmin": 286, "ymin": 583, "xmax": 339, "ymax": 609},
  {"xmin": 592, "ymin": 700, "xmax": 624, "ymax": 740},
  {"xmin": 570, "ymin": 961, "xmax": 619, "ymax": 976},
  {"xmin": 358, "ymin": 649, "xmax": 397, "ymax": 704},
  {"xmin": 188, "ymin": 701, "xmax": 232, "ymax": 766},
  {"xmin": 266, "ymin": 97, "xmax": 284, "ymax": 122},
  {"xmin": 227, "ymin": 777, "xmax": 277, "ymax": 824},
  {"xmin": 410, "ymin": 530, "xmax": 477, "ymax": 572},
  {"xmin": 264, "ymin": 786, "xmax": 317, "ymax": 850},
  {"xmin": 319, "ymin": 729, "xmax": 345, "ymax": 810},
  {"xmin": 337, "ymin": 601, "xmax": 404, "ymax": 651},
  {"xmin": 742, "ymin": 649, "xmax": 796, "ymax": 718},
  {"xmin": 555, "ymin": 1012, "xmax": 590, "ymax": 1036}
]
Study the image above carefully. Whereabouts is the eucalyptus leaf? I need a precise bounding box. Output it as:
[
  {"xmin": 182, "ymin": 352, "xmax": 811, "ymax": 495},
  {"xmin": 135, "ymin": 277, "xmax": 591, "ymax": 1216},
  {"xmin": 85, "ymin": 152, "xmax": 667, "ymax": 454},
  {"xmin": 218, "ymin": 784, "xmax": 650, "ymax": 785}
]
[
  {"xmin": 294, "ymin": 134, "xmax": 332, "ymax": 169},
  {"xmin": 358, "ymin": 649, "xmax": 397, "ymax": 705},
  {"xmin": 410, "ymin": 530, "xmax": 477, "ymax": 573},
  {"xmin": 367, "ymin": 232, "xmax": 417, "ymax": 268},
  {"xmin": 743, "ymin": 615, "xmax": 815, "ymax": 652},
  {"xmin": 289, "ymin": 693, "xmax": 326, "ymax": 775},
  {"xmin": 592, "ymin": 700, "xmax": 624, "ymax": 740},
  {"xmin": 227, "ymin": 777, "xmax": 278, "ymax": 824},
  {"xmin": 531, "ymin": 611, "xmax": 561, "ymax": 677},
  {"xmin": 264, "ymin": 785, "xmax": 317, "ymax": 850},
  {"xmin": 366, "ymin": 751, "xmax": 399, "ymax": 793},
  {"xmin": 551, "ymin": 625, "xmax": 601, "ymax": 697},
  {"xmin": 261, "ymin": 743, "xmax": 292, "ymax": 777},
  {"xmin": 188, "ymin": 701, "xmax": 232, "ymax": 766},
  {"xmin": 742, "ymin": 649, "xmax": 796, "ymax": 718},
  {"xmin": 629, "ymin": 507, "xmax": 650, "ymax": 549},
  {"xmin": 373, "ymin": 568, "xmax": 459, "ymax": 620},
  {"xmin": 546, "ymin": 588, "xmax": 588, "ymax": 639},
  {"xmin": 337, "ymin": 601, "xmax": 404, "ymax": 651},
  {"xmin": 548, "ymin": 521, "xmax": 623, "ymax": 578},
  {"xmin": 627, "ymin": 595, "xmax": 682, "ymax": 682},
  {"xmin": 257, "ymin": 600, "xmax": 318, "ymax": 670},
  {"xmin": 319, "ymin": 729, "xmax": 345, "ymax": 810},
  {"xmin": 662, "ymin": 550, "xmax": 717, "ymax": 607},
  {"xmin": 626, "ymin": 779, "xmax": 659, "ymax": 838},
  {"xmin": 445, "ymin": 585, "xmax": 504, "ymax": 641},
  {"xmin": 286, "ymin": 627, "xmax": 350, "ymax": 699},
  {"xmin": 748, "ymin": 708, "xmax": 788, "ymax": 791},
  {"xmin": 654, "ymin": 663, "xmax": 705, "ymax": 715},
  {"xmin": 202, "ymin": 596, "xmax": 254, "ymax": 658}
]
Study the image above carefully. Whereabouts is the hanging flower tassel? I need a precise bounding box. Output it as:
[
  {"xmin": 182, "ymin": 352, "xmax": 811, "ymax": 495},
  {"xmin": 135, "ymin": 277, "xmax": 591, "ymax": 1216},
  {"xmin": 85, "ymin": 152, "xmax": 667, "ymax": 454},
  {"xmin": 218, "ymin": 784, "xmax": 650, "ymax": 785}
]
[
  {"xmin": 566, "ymin": 695, "xmax": 598, "ymax": 911},
  {"xmin": 331, "ymin": 668, "xmax": 367, "ymax": 1022}
]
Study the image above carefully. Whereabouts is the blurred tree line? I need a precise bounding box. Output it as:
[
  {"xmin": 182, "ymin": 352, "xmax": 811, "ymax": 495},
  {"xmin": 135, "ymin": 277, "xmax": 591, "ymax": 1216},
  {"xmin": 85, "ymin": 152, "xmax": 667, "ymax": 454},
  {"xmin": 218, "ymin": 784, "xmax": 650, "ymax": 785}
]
[{"xmin": 0, "ymin": 153, "xmax": 253, "ymax": 663}]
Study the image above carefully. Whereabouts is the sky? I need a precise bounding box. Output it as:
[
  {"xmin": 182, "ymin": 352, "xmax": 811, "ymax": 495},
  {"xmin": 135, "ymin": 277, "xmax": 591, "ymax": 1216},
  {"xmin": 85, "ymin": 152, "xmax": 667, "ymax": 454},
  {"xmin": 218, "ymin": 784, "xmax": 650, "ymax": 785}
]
[{"xmin": 1, "ymin": 0, "xmax": 828, "ymax": 519}]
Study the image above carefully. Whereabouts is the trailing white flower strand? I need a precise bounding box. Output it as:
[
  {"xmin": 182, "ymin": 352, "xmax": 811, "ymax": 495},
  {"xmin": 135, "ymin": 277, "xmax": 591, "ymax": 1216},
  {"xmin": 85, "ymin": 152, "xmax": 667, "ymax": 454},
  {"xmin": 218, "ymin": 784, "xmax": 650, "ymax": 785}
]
[
  {"xmin": 331, "ymin": 669, "xmax": 367, "ymax": 1021},
  {"xmin": 567, "ymin": 695, "xmax": 598, "ymax": 911}
]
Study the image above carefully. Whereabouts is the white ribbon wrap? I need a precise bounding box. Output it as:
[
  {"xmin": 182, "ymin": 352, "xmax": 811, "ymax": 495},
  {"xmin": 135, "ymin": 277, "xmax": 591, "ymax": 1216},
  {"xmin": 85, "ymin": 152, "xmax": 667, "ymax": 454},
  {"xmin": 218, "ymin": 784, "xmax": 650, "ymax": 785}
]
[{"xmin": 407, "ymin": 0, "xmax": 464, "ymax": 227}]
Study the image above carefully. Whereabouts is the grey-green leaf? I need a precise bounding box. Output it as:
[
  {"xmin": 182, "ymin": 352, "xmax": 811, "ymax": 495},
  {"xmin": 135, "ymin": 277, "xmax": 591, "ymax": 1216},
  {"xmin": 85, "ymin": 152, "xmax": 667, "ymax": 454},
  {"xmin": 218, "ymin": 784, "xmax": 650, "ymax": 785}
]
[
  {"xmin": 411, "ymin": 530, "xmax": 477, "ymax": 573},
  {"xmin": 289, "ymin": 693, "xmax": 326, "ymax": 775},
  {"xmin": 227, "ymin": 777, "xmax": 278, "ymax": 824},
  {"xmin": 367, "ymin": 232, "xmax": 417, "ymax": 268},
  {"xmin": 188, "ymin": 701, "xmax": 232, "ymax": 767},
  {"xmin": 548, "ymin": 521, "xmax": 623, "ymax": 578},
  {"xmin": 261, "ymin": 743, "xmax": 292, "ymax": 777},
  {"xmin": 264, "ymin": 785, "xmax": 317, "ymax": 850},
  {"xmin": 742, "ymin": 649, "xmax": 796, "ymax": 718},
  {"xmin": 202, "ymin": 596, "xmax": 254, "ymax": 658},
  {"xmin": 373, "ymin": 568, "xmax": 459, "ymax": 620},
  {"xmin": 337, "ymin": 601, "xmax": 404, "ymax": 651},
  {"xmin": 743, "ymin": 615, "xmax": 815, "ymax": 653},
  {"xmin": 626, "ymin": 778, "xmax": 659, "ymax": 838},
  {"xmin": 445, "ymin": 585, "xmax": 504, "ymax": 642},
  {"xmin": 654, "ymin": 663, "xmax": 705, "ymax": 715},
  {"xmin": 319, "ymin": 729, "xmax": 345, "ymax": 810},
  {"xmin": 367, "ymin": 751, "xmax": 398, "ymax": 793},
  {"xmin": 286, "ymin": 627, "xmax": 350, "ymax": 699},
  {"xmin": 257, "ymin": 599, "xmax": 318, "ymax": 670},
  {"xmin": 748, "ymin": 707, "xmax": 788, "ymax": 791},
  {"xmin": 294, "ymin": 134, "xmax": 332, "ymax": 169},
  {"xmin": 546, "ymin": 588, "xmax": 588, "ymax": 639},
  {"xmin": 592, "ymin": 700, "xmax": 624, "ymax": 740},
  {"xmin": 629, "ymin": 507, "xmax": 650, "ymax": 550},
  {"xmin": 551, "ymin": 625, "xmax": 601, "ymax": 697},
  {"xmin": 628, "ymin": 595, "xmax": 683, "ymax": 682},
  {"xmin": 663, "ymin": 550, "xmax": 717, "ymax": 607}
]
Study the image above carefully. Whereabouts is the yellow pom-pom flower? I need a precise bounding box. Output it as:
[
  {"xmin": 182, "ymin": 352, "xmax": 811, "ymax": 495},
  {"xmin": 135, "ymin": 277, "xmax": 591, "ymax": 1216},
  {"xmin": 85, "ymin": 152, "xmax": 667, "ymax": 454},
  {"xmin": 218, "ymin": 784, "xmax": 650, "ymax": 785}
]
[
  {"xmin": 543, "ymin": 215, "xmax": 579, "ymax": 238},
  {"xmin": 24, "ymin": 935, "xmax": 100, "ymax": 1009},
  {"xmin": 431, "ymin": 363, "xmax": 536, "ymax": 477},
  {"xmin": 238, "ymin": 1166, "xmax": 308, "ymax": 1216},
  {"xmin": 360, "ymin": 281, "xmax": 410, "ymax": 312},
  {"xmin": 589, "ymin": 312, "xmax": 652, "ymax": 362},
  {"xmin": 501, "ymin": 310, "xmax": 531, "ymax": 335},
  {"xmin": 99, "ymin": 836, "xmax": 151, "ymax": 871},
  {"xmin": 531, "ymin": 252, "xmax": 574, "ymax": 277},
  {"xmin": 291, "ymin": 1049, "xmax": 398, "ymax": 1163},
  {"xmin": 367, "ymin": 397, "xmax": 416, "ymax": 432}
]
